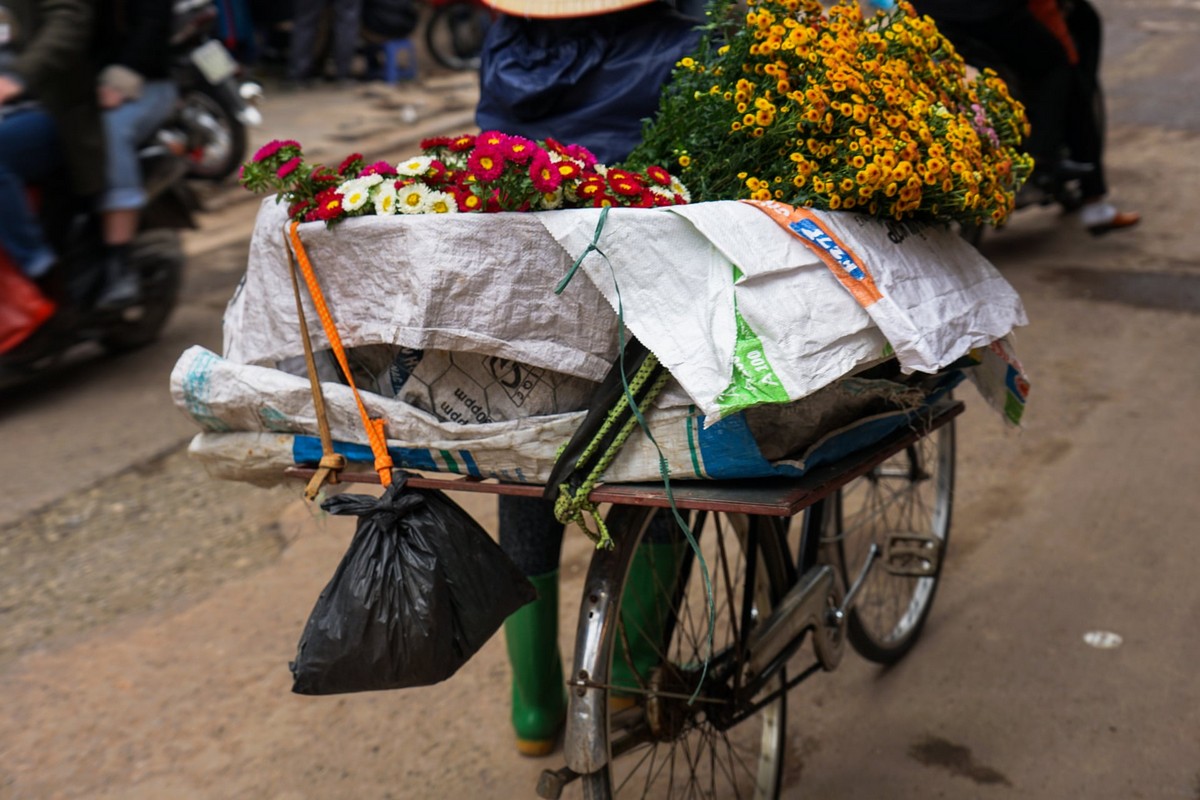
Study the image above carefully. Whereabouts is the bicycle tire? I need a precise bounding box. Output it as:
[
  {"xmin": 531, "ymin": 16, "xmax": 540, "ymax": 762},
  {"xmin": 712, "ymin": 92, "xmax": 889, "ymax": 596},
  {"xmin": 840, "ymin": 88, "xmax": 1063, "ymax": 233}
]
[
  {"xmin": 579, "ymin": 505, "xmax": 791, "ymax": 800},
  {"xmin": 825, "ymin": 415, "xmax": 955, "ymax": 665}
]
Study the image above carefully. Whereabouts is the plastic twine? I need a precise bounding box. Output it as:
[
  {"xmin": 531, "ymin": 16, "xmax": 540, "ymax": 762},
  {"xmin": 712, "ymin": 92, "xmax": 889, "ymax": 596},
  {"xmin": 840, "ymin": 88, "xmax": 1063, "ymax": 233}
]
[{"xmin": 556, "ymin": 207, "xmax": 716, "ymax": 703}]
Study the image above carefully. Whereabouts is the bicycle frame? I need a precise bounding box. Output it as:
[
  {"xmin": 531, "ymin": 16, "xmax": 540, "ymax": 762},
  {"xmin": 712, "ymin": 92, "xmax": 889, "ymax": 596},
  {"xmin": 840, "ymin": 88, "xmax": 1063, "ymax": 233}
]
[{"xmin": 286, "ymin": 396, "xmax": 963, "ymax": 794}]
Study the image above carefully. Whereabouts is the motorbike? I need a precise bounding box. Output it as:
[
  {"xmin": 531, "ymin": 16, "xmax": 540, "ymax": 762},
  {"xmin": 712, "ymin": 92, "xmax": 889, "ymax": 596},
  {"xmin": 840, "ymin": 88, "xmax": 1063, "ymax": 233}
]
[
  {"xmin": 423, "ymin": 0, "xmax": 494, "ymax": 72},
  {"xmin": 0, "ymin": 111, "xmax": 199, "ymax": 380},
  {"xmin": 167, "ymin": 0, "xmax": 263, "ymax": 182}
]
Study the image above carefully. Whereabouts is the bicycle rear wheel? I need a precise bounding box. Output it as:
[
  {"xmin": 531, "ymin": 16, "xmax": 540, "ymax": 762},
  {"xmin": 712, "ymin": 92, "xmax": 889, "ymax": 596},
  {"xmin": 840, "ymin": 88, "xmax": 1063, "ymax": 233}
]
[
  {"xmin": 579, "ymin": 506, "xmax": 790, "ymax": 800},
  {"xmin": 825, "ymin": 416, "xmax": 955, "ymax": 664}
]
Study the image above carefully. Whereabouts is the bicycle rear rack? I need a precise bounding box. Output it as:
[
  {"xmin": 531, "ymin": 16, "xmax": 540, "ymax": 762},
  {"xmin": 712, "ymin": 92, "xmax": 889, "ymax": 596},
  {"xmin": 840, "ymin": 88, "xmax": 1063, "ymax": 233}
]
[{"xmin": 284, "ymin": 398, "xmax": 964, "ymax": 516}]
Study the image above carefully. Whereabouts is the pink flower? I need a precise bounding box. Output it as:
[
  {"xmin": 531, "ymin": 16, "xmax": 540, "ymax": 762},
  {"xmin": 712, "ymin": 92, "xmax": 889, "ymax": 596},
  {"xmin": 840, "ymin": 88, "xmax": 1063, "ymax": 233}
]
[
  {"xmin": 251, "ymin": 139, "xmax": 300, "ymax": 163},
  {"xmin": 467, "ymin": 147, "xmax": 506, "ymax": 182},
  {"xmin": 477, "ymin": 130, "xmax": 508, "ymax": 149},
  {"xmin": 361, "ymin": 160, "xmax": 398, "ymax": 177},
  {"xmin": 503, "ymin": 135, "xmax": 538, "ymax": 163},
  {"xmin": 529, "ymin": 151, "xmax": 562, "ymax": 192},
  {"xmin": 276, "ymin": 156, "xmax": 302, "ymax": 179},
  {"xmin": 565, "ymin": 143, "xmax": 597, "ymax": 169}
]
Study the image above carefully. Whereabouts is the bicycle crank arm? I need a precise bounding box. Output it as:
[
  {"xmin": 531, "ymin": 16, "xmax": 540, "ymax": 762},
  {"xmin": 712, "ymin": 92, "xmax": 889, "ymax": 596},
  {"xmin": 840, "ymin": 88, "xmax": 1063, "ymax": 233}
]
[{"xmin": 745, "ymin": 563, "xmax": 843, "ymax": 676}]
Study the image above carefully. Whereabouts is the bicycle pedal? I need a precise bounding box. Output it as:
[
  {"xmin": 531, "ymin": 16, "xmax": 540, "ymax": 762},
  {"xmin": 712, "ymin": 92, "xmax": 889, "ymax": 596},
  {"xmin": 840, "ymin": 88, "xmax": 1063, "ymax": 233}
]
[{"xmin": 883, "ymin": 533, "xmax": 940, "ymax": 577}]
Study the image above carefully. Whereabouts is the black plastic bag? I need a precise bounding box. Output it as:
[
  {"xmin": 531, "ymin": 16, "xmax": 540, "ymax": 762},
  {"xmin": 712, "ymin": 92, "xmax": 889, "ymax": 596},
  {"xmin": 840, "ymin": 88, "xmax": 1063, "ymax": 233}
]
[{"xmin": 290, "ymin": 474, "xmax": 536, "ymax": 695}]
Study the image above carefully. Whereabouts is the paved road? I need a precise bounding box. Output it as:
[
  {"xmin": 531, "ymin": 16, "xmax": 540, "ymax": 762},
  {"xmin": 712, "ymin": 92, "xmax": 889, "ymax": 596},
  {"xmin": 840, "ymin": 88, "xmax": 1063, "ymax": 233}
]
[{"xmin": 1, "ymin": 3, "xmax": 1199, "ymax": 797}]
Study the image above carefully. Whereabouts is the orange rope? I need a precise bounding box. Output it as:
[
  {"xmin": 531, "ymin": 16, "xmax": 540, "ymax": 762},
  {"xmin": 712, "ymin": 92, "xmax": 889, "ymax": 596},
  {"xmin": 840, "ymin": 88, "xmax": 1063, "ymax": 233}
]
[{"xmin": 287, "ymin": 220, "xmax": 393, "ymax": 487}]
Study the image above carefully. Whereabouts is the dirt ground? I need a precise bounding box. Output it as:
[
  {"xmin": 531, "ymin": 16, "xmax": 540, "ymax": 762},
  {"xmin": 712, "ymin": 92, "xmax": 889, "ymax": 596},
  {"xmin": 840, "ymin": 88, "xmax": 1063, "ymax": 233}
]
[{"xmin": 4, "ymin": 2, "xmax": 1200, "ymax": 797}]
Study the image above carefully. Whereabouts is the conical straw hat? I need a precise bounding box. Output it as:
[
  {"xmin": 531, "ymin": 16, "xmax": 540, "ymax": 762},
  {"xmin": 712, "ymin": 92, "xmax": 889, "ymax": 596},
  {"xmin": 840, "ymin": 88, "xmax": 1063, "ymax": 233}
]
[{"xmin": 482, "ymin": 0, "xmax": 655, "ymax": 19}]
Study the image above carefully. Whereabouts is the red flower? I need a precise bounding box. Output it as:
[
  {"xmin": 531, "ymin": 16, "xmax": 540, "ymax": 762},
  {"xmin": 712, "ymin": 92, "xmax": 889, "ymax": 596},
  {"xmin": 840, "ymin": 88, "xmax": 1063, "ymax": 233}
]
[
  {"xmin": 607, "ymin": 170, "xmax": 645, "ymax": 196},
  {"xmin": 310, "ymin": 166, "xmax": 340, "ymax": 187},
  {"xmin": 644, "ymin": 165, "xmax": 672, "ymax": 186},
  {"xmin": 529, "ymin": 150, "xmax": 562, "ymax": 193},
  {"xmin": 426, "ymin": 159, "xmax": 449, "ymax": 184},
  {"xmin": 287, "ymin": 198, "xmax": 313, "ymax": 218},
  {"xmin": 337, "ymin": 153, "xmax": 365, "ymax": 177},
  {"xmin": 450, "ymin": 134, "xmax": 476, "ymax": 152},
  {"xmin": 592, "ymin": 195, "xmax": 616, "ymax": 208},
  {"xmin": 577, "ymin": 174, "xmax": 607, "ymax": 199},
  {"xmin": 467, "ymin": 147, "xmax": 506, "ymax": 182},
  {"xmin": 629, "ymin": 189, "xmax": 656, "ymax": 208},
  {"xmin": 420, "ymin": 135, "xmax": 455, "ymax": 150},
  {"xmin": 554, "ymin": 160, "xmax": 581, "ymax": 181},
  {"xmin": 543, "ymin": 137, "xmax": 570, "ymax": 157},
  {"xmin": 312, "ymin": 186, "xmax": 344, "ymax": 221},
  {"xmin": 452, "ymin": 185, "xmax": 484, "ymax": 212}
]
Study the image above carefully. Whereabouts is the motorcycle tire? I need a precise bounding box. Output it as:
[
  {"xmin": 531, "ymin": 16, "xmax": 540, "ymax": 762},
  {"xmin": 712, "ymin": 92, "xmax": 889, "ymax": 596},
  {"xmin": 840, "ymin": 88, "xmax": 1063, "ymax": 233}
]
[
  {"xmin": 424, "ymin": 2, "xmax": 491, "ymax": 71},
  {"xmin": 177, "ymin": 85, "xmax": 248, "ymax": 182},
  {"xmin": 100, "ymin": 230, "xmax": 184, "ymax": 354}
]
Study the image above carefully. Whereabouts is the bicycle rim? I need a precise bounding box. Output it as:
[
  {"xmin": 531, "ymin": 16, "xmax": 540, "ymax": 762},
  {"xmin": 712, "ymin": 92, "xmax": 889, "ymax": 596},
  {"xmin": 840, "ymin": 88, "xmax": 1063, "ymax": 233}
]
[
  {"xmin": 830, "ymin": 417, "xmax": 954, "ymax": 664},
  {"xmin": 582, "ymin": 507, "xmax": 788, "ymax": 800}
]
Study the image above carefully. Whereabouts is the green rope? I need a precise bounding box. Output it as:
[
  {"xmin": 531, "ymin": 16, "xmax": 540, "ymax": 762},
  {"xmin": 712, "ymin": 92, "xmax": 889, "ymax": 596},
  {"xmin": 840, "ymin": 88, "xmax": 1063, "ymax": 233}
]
[
  {"xmin": 552, "ymin": 207, "xmax": 715, "ymax": 703},
  {"xmin": 552, "ymin": 354, "xmax": 667, "ymax": 548}
]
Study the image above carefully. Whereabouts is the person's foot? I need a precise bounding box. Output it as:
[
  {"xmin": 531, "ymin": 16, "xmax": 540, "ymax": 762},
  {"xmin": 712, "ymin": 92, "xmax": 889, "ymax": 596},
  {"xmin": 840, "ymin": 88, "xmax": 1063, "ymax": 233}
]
[
  {"xmin": 1080, "ymin": 201, "xmax": 1141, "ymax": 236},
  {"xmin": 94, "ymin": 253, "xmax": 141, "ymax": 311}
]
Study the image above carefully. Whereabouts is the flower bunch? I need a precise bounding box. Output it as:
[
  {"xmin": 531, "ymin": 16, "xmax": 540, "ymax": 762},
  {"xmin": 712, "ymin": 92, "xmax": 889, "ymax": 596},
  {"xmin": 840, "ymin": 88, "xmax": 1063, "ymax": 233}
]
[
  {"xmin": 239, "ymin": 133, "xmax": 691, "ymax": 225},
  {"xmin": 627, "ymin": 0, "xmax": 1034, "ymax": 226}
]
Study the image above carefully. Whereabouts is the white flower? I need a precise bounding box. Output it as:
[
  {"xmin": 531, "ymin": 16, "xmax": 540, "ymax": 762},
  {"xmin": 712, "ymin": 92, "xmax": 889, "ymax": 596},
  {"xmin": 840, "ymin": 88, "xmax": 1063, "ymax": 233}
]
[
  {"xmin": 337, "ymin": 174, "xmax": 384, "ymax": 212},
  {"xmin": 593, "ymin": 163, "xmax": 609, "ymax": 177},
  {"xmin": 373, "ymin": 182, "xmax": 398, "ymax": 215},
  {"xmin": 395, "ymin": 155, "xmax": 434, "ymax": 177},
  {"xmin": 539, "ymin": 187, "xmax": 564, "ymax": 210},
  {"xmin": 397, "ymin": 182, "xmax": 434, "ymax": 214},
  {"xmin": 669, "ymin": 177, "xmax": 691, "ymax": 203},
  {"xmin": 427, "ymin": 190, "xmax": 458, "ymax": 214}
]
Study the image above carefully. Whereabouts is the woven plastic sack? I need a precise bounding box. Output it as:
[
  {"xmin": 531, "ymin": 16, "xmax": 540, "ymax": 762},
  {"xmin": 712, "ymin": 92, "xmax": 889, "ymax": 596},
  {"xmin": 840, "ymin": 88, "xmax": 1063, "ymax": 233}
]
[
  {"xmin": 290, "ymin": 473, "xmax": 536, "ymax": 694},
  {"xmin": 0, "ymin": 251, "xmax": 55, "ymax": 355}
]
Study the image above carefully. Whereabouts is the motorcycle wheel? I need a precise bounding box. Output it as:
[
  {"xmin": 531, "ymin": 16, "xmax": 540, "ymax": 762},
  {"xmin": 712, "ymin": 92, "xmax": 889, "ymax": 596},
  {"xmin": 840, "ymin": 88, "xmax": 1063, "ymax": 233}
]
[
  {"xmin": 424, "ymin": 2, "xmax": 491, "ymax": 71},
  {"xmin": 177, "ymin": 85, "xmax": 247, "ymax": 182},
  {"xmin": 100, "ymin": 230, "xmax": 184, "ymax": 354}
]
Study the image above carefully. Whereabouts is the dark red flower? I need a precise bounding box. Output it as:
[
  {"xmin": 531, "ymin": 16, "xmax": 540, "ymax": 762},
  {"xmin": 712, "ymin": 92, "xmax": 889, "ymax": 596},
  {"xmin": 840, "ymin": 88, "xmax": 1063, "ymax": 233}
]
[{"xmin": 312, "ymin": 186, "xmax": 344, "ymax": 221}]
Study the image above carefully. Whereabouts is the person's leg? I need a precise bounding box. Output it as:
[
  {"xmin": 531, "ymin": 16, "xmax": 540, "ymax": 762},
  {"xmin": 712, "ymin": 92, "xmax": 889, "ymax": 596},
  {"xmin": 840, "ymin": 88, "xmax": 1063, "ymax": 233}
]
[
  {"xmin": 0, "ymin": 108, "xmax": 64, "ymax": 278},
  {"xmin": 498, "ymin": 494, "xmax": 566, "ymax": 756},
  {"xmin": 286, "ymin": 0, "xmax": 325, "ymax": 82},
  {"xmin": 94, "ymin": 82, "xmax": 181, "ymax": 309},
  {"xmin": 331, "ymin": 0, "xmax": 364, "ymax": 82}
]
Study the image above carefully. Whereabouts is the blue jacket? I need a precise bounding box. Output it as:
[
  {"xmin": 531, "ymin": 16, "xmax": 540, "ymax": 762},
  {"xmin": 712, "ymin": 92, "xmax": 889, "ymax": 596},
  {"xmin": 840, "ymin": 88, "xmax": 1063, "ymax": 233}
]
[{"xmin": 476, "ymin": 3, "xmax": 701, "ymax": 164}]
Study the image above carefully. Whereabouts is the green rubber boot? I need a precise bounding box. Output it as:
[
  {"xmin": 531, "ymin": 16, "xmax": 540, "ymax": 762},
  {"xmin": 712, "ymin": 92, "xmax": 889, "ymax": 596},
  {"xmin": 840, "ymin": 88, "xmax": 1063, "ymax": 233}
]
[
  {"xmin": 610, "ymin": 541, "xmax": 688, "ymax": 698},
  {"xmin": 505, "ymin": 570, "xmax": 567, "ymax": 757}
]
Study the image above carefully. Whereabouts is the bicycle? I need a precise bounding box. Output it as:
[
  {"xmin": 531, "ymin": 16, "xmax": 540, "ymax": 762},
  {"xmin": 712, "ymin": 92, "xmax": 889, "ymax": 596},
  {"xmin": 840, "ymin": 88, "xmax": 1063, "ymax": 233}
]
[{"xmin": 291, "ymin": 384, "xmax": 959, "ymax": 798}]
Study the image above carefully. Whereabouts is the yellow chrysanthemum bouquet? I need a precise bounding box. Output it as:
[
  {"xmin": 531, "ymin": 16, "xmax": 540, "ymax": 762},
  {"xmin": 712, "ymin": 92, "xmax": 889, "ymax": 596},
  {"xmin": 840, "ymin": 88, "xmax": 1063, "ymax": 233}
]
[{"xmin": 627, "ymin": 0, "xmax": 1034, "ymax": 226}]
